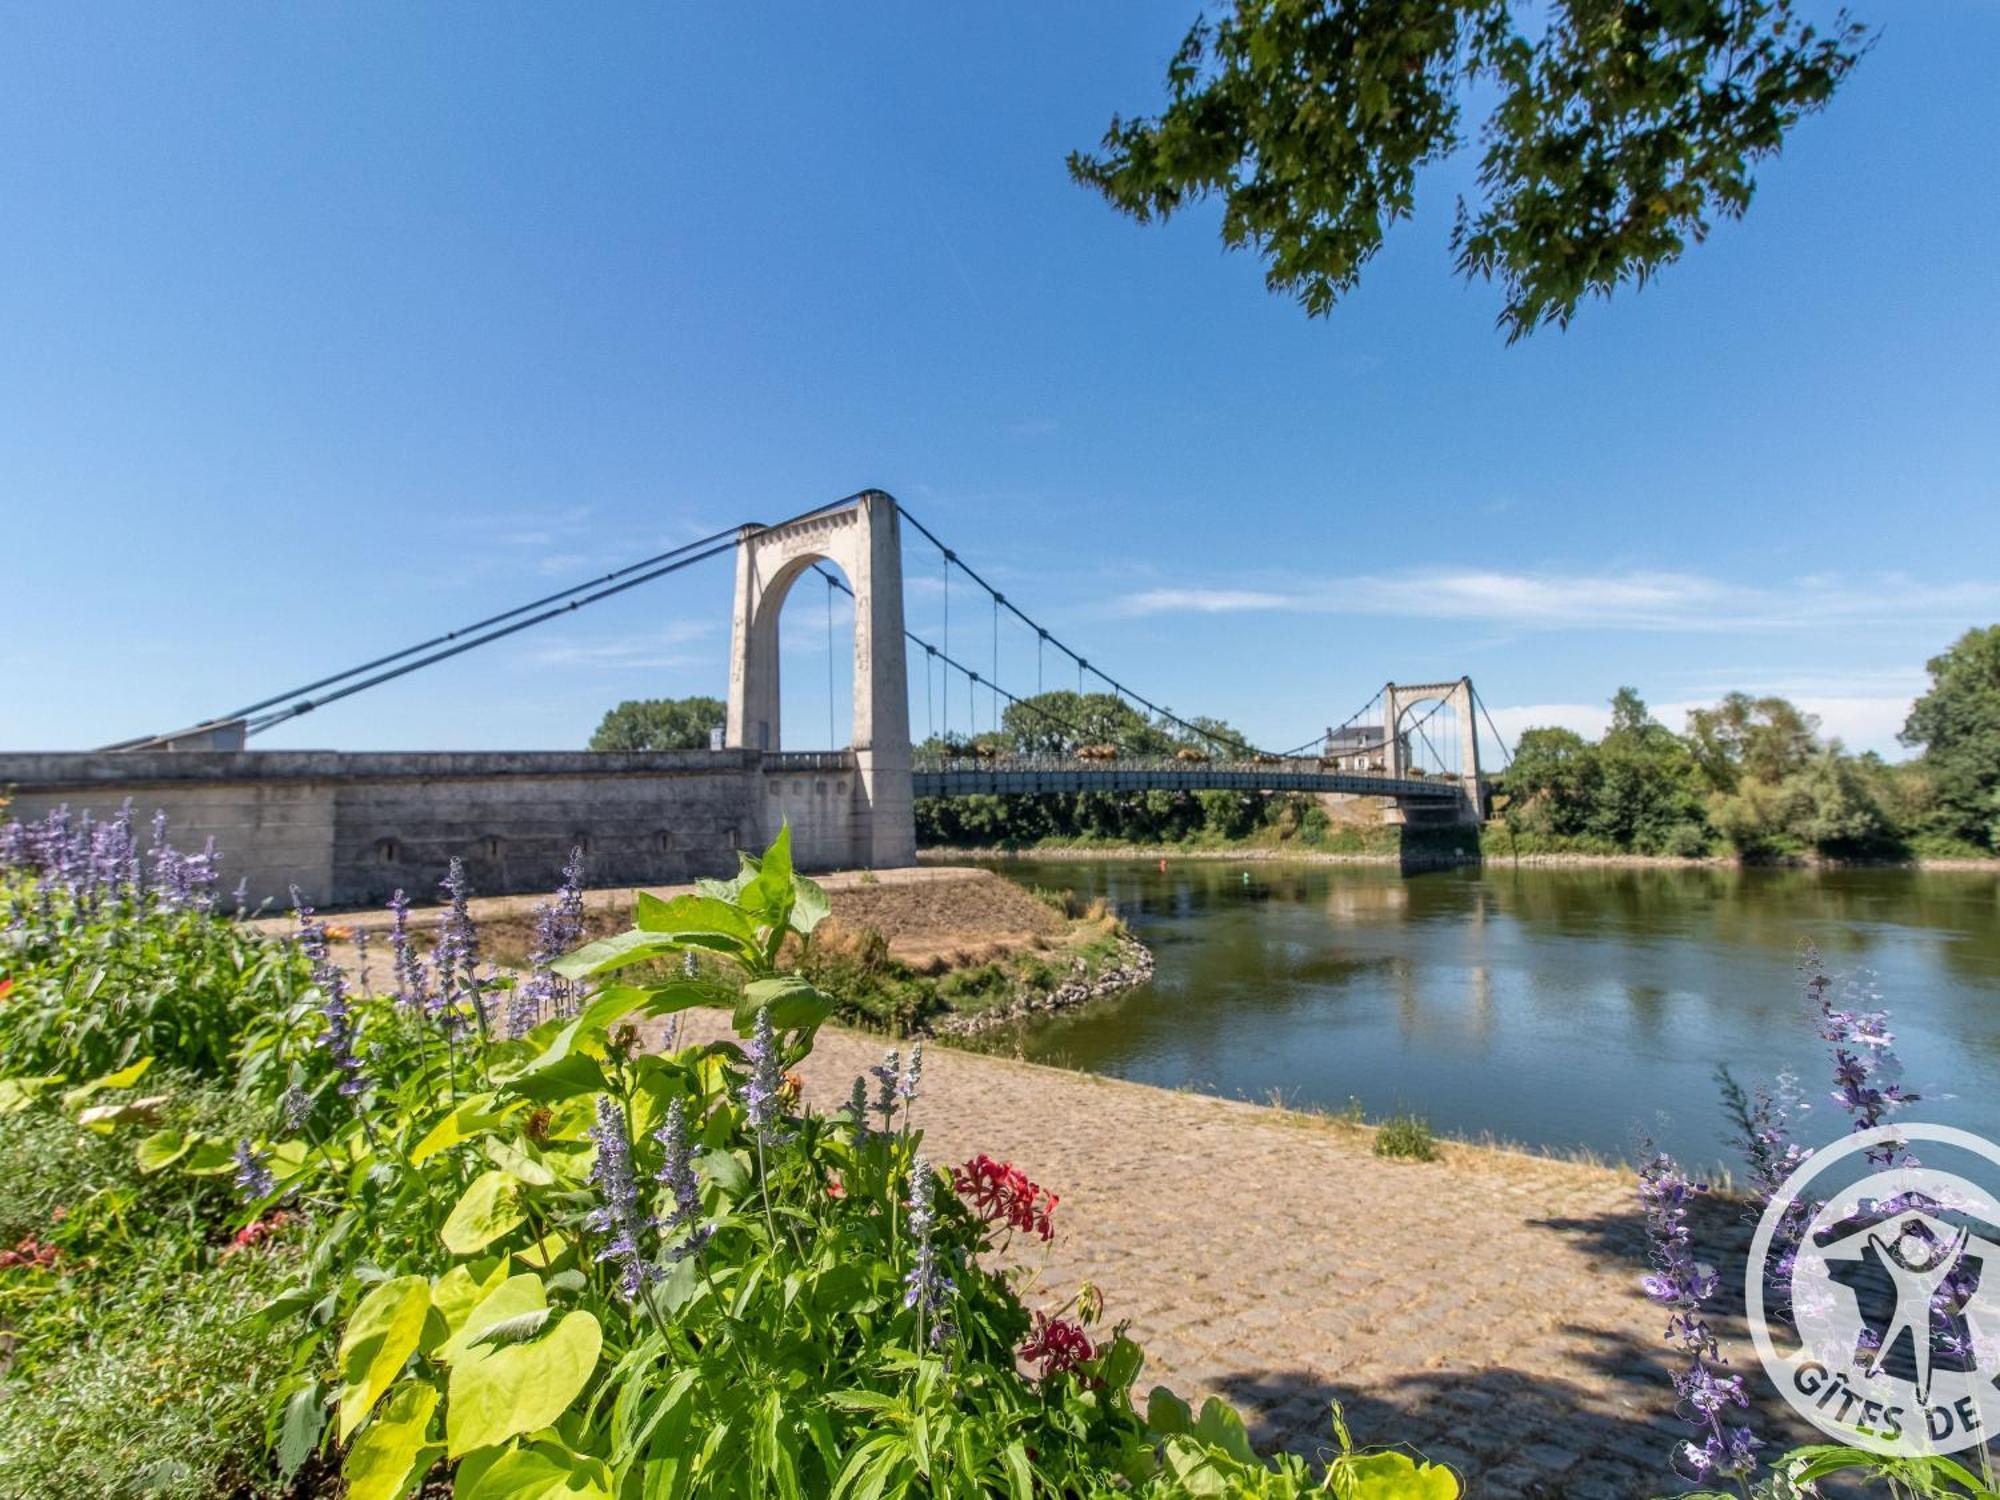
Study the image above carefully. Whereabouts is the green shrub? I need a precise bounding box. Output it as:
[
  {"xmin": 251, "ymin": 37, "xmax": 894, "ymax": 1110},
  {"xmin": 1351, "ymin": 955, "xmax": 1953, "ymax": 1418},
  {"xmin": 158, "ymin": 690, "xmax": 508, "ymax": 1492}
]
[{"xmin": 1372, "ymin": 1114, "xmax": 1440, "ymax": 1162}]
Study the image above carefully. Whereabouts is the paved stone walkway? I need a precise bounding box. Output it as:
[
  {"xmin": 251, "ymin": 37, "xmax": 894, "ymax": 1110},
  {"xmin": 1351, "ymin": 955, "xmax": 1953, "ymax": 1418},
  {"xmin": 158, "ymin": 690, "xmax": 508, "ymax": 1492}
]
[{"xmin": 675, "ymin": 1012, "xmax": 1811, "ymax": 1499}]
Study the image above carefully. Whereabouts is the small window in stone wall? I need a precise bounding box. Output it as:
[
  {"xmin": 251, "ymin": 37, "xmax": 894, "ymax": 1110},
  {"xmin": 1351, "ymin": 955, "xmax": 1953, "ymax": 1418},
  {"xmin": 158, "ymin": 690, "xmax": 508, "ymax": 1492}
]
[
  {"xmin": 814, "ymin": 780, "xmax": 826, "ymax": 795},
  {"xmin": 836, "ymin": 781, "xmax": 847, "ymax": 794},
  {"xmin": 727, "ymin": 827, "xmax": 739, "ymax": 849},
  {"xmin": 482, "ymin": 835, "xmax": 504, "ymax": 860},
  {"xmin": 767, "ymin": 783, "xmax": 780, "ymax": 797},
  {"xmin": 793, "ymin": 780, "xmax": 804, "ymax": 794},
  {"xmin": 654, "ymin": 830, "xmax": 675, "ymax": 853},
  {"xmin": 375, "ymin": 838, "xmax": 399, "ymax": 865}
]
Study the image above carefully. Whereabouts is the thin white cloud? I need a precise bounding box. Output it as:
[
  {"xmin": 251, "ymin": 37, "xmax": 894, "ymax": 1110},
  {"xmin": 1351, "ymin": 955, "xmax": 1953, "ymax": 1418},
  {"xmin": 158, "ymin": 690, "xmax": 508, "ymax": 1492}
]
[
  {"xmin": 524, "ymin": 621, "xmax": 715, "ymax": 670},
  {"xmin": 1109, "ymin": 569, "xmax": 2000, "ymax": 633}
]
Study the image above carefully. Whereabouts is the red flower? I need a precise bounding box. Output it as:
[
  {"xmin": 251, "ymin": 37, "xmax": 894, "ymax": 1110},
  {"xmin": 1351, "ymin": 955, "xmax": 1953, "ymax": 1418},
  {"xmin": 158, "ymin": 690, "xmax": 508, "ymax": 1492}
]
[
  {"xmin": 1019, "ymin": 1311, "xmax": 1094, "ymax": 1379},
  {"xmin": 227, "ymin": 1211, "xmax": 296, "ymax": 1254},
  {"xmin": 0, "ymin": 977, "xmax": 13, "ymax": 1001},
  {"xmin": 951, "ymin": 1154, "xmax": 1058, "ymax": 1242},
  {"xmin": 0, "ymin": 1236, "xmax": 60, "ymax": 1272},
  {"xmin": 826, "ymin": 1175, "xmax": 845, "ymax": 1199}
]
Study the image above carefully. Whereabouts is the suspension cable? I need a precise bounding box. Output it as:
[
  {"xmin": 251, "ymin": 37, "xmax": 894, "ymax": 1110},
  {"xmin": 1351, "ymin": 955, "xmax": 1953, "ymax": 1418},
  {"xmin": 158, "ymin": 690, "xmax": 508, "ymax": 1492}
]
[
  {"xmin": 893, "ymin": 502, "xmax": 1269, "ymax": 758},
  {"xmin": 1471, "ymin": 685, "xmax": 1516, "ymax": 769}
]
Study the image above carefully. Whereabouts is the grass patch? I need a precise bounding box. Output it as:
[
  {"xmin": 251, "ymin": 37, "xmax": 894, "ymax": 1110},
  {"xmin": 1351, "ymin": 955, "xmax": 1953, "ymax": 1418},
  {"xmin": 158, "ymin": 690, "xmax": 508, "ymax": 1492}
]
[
  {"xmin": 1372, "ymin": 1114, "xmax": 1441, "ymax": 1162},
  {"xmin": 0, "ymin": 1074, "xmax": 296, "ymax": 1499}
]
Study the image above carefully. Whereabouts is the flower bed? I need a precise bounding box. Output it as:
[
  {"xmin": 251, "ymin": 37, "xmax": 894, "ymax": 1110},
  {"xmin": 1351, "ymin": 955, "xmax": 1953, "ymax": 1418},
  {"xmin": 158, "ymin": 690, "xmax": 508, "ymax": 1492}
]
[{"xmin": 0, "ymin": 809, "xmax": 1459, "ymax": 1498}]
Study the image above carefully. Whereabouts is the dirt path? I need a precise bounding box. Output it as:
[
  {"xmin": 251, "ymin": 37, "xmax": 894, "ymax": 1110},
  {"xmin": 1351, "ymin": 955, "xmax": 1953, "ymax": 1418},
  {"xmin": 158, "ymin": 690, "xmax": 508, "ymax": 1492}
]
[{"xmin": 670, "ymin": 1010, "xmax": 1808, "ymax": 1500}]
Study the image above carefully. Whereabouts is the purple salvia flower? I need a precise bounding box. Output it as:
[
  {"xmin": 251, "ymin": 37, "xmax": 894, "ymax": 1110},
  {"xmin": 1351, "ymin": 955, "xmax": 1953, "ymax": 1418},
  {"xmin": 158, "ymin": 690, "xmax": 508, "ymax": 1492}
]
[
  {"xmin": 658, "ymin": 1011, "xmax": 683, "ymax": 1054},
  {"xmin": 902, "ymin": 1156, "xmax": 955, "ymax": 1347},
  {"xmin": 293, "ymin": 891, "xmax": 367, "ymax": 1097},
  {"xmin": 870, "ymin": 1049, "xmax": 900, "ymax": 1132},
  {"xmin": 742, "ymin": 1007, "xmax": 791, "ymax": 1146},
  {"xmin": 317, "ymin": 963, "xmax": 368, "ymax": 1097},
  {"xmin": 586, "ymin": 1096, "xmax": 660, "ymax": 1299},
  {"xmin": 352, "ymin": 927, "xmax": 372, "ymax": 997},
  {"xmin": 897, "ymin": 1043, "xmax": 923, "ymax": 1109},
  {"xmin": 1638, "ymin": 1144, "xmax": 1759, "ymax": 1484},
  {"xmin": 654, "ymin": 1097, "xmax": 713, "ymax": 1263},
  {"xmin": 278, "ymin": 1084, "xmax": 312, "ymax": 1134},
  {"xmin": 847, "ymin": 1076, "xmax": 870, "ymax": 1138},
  {"xmin": 432, "ymin": 858, "xmax": 483, "ymax": 1033},
  {"xmin": 233, "ymin": 1140, "xmax": 277, "ymax": 1202},
  {"xmin": 232, "ymin": 877, "xmax": 250, "ymax": 917},
  {"xmin": 1806, "ymin": 947, "xmax": 1917, "ymax": 1166},
  {"xmin": 386, "ymin": 889, "xmax": 430, "ymax": 1012},
  {"xmin": 515, "ymin": 848, "xmax": 589, "ymax": 1034}
]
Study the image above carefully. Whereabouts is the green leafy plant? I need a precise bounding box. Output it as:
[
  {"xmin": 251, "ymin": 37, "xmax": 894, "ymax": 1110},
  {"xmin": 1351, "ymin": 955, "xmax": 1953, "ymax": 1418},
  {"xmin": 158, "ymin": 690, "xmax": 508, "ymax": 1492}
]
[{"xmin": 1373, "ymin": 1113, "xmax": 1441, "ymax": 1162}]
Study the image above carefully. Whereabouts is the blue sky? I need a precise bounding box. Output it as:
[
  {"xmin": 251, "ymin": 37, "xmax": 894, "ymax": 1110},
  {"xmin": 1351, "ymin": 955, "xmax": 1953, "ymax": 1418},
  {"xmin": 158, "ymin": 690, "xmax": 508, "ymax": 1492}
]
[{"xmin": 4, "ymin": 3, "xmax": 1996, "ymax": 760}]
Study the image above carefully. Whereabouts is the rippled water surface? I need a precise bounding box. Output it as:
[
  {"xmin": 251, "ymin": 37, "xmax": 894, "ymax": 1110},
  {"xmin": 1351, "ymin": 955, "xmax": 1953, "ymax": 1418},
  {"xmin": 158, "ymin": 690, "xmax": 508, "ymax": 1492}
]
[{"xmin": 980, "ymin": 859, "xmax": 2000, "ymax": 1169}]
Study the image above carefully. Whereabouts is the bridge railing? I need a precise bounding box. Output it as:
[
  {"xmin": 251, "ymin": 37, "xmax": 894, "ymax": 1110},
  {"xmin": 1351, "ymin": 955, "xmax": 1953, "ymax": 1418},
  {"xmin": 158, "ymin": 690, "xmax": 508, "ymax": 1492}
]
[{"xmin": 909, "ymin": 752, "xmax": 1453, "ymax": 782}]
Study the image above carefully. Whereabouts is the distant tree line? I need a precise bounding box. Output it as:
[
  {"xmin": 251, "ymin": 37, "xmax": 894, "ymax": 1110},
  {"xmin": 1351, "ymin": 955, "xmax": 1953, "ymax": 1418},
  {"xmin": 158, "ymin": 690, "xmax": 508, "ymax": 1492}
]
[
  {"xmin": 1496, "ymin": 625, "xmax": 2000, "ymax": 860},
  {"xmin": 588, "ymin": 696, "xmax": 726, "ymax": 752},
  {"xmin": 913, "ymin": 690, "xmax": 1358, "ymax": 849}
]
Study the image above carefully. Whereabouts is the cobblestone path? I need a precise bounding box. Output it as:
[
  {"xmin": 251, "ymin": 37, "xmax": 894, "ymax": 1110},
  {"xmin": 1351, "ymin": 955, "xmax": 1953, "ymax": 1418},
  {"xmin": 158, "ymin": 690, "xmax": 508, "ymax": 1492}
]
[{"xmin": 675, "ymin": 1012, "xmax": 1809, "ymax": 1500}]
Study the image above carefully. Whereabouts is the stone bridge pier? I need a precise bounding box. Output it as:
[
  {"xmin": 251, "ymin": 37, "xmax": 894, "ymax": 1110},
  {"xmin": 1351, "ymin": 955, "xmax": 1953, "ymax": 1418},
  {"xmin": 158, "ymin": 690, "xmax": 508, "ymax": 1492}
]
[
  {"xmin": 725, "ymin": 491, "xmax": 916, "ymax": 869},
  {"xmin": 1383, "ymin": 677, "xmax": 1485, "ymax": 827}
]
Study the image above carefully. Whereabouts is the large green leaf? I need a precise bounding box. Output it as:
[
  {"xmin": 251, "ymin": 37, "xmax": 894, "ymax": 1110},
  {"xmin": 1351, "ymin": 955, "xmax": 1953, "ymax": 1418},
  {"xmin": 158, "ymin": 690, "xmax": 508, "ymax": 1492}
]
[
  {"xmin": 634, "ymin": 891, "xmax": 756, "ymax": 945},
  {"xmin": 337, "ymin": 1276, "xmax": 432, "ymax": 1439},
  {"xmin": 455, "ymin": 1441, "xmax": 612, "ymax": 1500},
  {"xmin": 790, "ymin": 873, "xmax": 831, "ymax": 936},
  {"xmin": 548, "ymin": 930, "xmax": 682, "ymax": 982},
  {"xmin": 426, "ymin": 1258, "xmax": 512, "ymax": 1353},
  {"xmin": 441, "ymin": 1170, "xmax": 526, "ymax": 1256},
  {"xmin": 1190, "ymin": 1397, "xmax": 1256, "ymax": 1465},
  {"xmin": 343, "ymin": 1379, "xmax": 439, "ymax": 1500},
  {"xmin": 1340, "ymin": 1452, "xmax": 1460, "ymax": 1499},
  {"xmin": 732, "ymin": 975, "xmax": 834, "ymax": 1035},
  {"xmin": 136, "ymin": 1127, "xmax": 195, "ymax": 1173},
  {"xmin": 445, "ymin": 1310, "xmax": 602, "ymax": 1457},
  {"xmin": 438, "ymin": 1273, "xmax": 547, "ymax": 1364},
  {"xmin": 747, "ymin": 825, "xmax": 796, "ymax": 930},
  {"xmin": 275, "ymin": 1376, "xmax": 326, "ymax": 1479},
  {"xmin": 412, "ymin": 1093, "xmax": 508, "ymax": 1165}
]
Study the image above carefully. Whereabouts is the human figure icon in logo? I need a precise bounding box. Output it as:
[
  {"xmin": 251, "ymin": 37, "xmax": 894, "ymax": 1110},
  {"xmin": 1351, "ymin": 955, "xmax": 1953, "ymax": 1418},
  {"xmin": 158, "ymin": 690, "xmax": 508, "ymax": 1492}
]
[
  {"xmin": 1863, "ymin": 1216, "xmax": 1971, "ymax": 1403},
  {"xmin": 1817, "ymin": 1201, "xmax": 2000, "ymax": 1407}
]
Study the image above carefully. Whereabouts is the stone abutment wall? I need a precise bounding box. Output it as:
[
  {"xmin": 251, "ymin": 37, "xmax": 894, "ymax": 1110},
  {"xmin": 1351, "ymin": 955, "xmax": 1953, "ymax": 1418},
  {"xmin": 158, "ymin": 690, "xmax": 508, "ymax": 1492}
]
[{"xmin": 0, "ymin": 749, "xmax": 877, "ymax": 909}]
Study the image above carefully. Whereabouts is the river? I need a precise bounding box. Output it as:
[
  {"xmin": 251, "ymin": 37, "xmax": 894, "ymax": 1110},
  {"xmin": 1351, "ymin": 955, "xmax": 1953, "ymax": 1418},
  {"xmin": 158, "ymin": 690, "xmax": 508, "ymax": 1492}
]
[{"xmin": 977, "ymin": 858, "xmax": 2000, "ymax": 1172}]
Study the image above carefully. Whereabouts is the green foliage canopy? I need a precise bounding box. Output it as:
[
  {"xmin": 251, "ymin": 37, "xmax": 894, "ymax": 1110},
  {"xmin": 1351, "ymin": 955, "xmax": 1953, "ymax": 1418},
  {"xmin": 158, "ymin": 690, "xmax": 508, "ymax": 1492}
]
[
  {"xmin": 1901, "ymin": 624, "xmax": 2000, "ymax": 850},
  {"xmin": 588, "ymin": 696, "xmax": 726, "ymax": 752},
  {"xmin": 1071, "ymin": 0, "xmax": 1871, "ymax": 338}
]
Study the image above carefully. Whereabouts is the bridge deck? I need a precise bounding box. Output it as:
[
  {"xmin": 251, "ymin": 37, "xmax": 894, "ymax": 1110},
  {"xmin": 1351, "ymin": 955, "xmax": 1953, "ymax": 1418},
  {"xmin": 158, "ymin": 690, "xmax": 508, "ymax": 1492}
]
[{"xmin": 911, "ymin": 759, "xmax": 1459, "ymax": 801}]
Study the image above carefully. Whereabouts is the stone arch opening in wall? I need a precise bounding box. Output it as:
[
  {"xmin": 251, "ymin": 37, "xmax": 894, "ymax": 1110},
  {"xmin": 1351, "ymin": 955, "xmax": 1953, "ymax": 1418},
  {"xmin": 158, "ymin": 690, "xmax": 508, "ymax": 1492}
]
[
  {"xmin": 725, "ymin": 491, "xmax": 914, "ymax": 869},
  {"xmin": 762, "ymin": 553, "xmax": 857, "ymax": 751}
]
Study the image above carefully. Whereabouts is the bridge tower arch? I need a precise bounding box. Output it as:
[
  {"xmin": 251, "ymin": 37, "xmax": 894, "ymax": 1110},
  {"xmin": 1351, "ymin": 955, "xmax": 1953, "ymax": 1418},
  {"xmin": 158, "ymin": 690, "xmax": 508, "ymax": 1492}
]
[
  {"xmin": 726, "ymin": 491, "xmax": 915, "ymax": 868},
  {"xmin": 1383, "ymin": 677, "xmax": 1484, "ymax": 825}
]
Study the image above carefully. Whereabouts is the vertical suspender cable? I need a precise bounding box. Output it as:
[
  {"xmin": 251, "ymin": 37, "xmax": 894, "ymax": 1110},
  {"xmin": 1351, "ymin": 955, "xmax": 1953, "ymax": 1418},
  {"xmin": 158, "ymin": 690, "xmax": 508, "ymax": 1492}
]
[
  {"xmin": 991, "ymin": 594, "xmax": 999, "ymax": 738},
  {"xmin": 825, "ymin": 572, "xmax": 837, "ymax": 748},
  {"xmin": 941, "ymin": 555, "xmax": 950, "ymax": 741}
]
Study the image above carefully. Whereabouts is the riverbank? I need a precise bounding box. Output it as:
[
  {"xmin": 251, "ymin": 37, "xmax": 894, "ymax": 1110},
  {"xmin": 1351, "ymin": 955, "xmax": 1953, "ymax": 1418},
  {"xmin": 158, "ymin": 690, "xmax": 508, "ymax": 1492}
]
[
  {"xmin": 662, "ymin": 1004, "xmax": 1808, "ymax": 1496},
  {"xmin": 922, "ymin": 843, "xmax": 2000, "ymax": 871},
  {"xmin": 258, "ymin": 864, "xmax": 1158, "ymax": 1036}
]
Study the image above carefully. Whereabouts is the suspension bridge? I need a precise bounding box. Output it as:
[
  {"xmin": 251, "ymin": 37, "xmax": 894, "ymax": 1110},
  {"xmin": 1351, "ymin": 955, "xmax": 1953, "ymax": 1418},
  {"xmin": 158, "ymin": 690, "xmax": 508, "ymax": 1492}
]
[{"xmin": 6, "ymin": 491, "xmax": 1511, "ymax": 902}]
